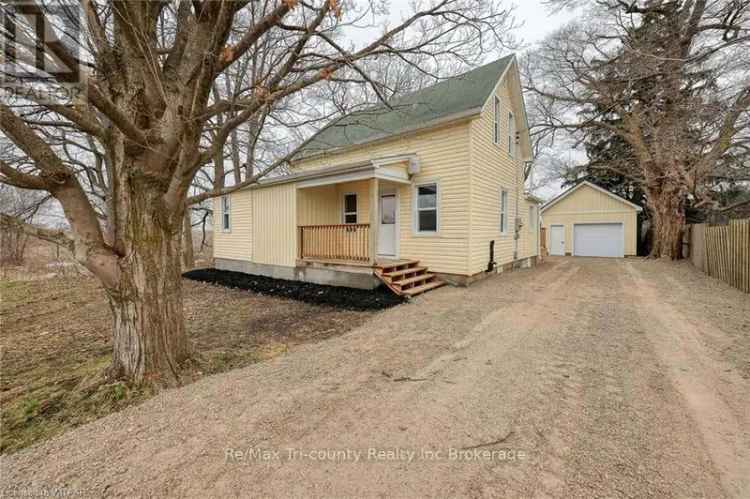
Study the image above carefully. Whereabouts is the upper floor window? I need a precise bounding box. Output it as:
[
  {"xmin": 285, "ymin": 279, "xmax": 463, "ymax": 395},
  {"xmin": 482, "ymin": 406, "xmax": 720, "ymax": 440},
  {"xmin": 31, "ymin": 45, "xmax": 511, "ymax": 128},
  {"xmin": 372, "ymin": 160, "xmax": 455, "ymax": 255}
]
[
  {"xmin": 415, "ymin": 183, "xmax": 438, "ymax": 233},
  {"xmin": 500, "ymin": 189, "xmax": 509, "ymax": 235},
  {"xmin": 508, "ymin": 112, "xmax": 515, "ymax": 157},
  {"xmin": 493, "ymin": 97, "xmax": 500, "ymax": 145},
  {"xmin": 221, "ymin": 195, "xmax": 231, "ymax": 232},
  {"xmin": 343, "ymin": 193, "xmax": 358, "ymax": 224}
]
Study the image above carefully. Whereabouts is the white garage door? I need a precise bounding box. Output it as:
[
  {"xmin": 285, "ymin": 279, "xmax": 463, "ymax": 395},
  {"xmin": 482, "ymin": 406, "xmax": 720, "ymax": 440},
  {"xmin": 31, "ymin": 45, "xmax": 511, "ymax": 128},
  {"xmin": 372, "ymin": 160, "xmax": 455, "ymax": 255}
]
[{"xmin": 573, "ymin": 223, "xmax": 624, "ymax": 258}]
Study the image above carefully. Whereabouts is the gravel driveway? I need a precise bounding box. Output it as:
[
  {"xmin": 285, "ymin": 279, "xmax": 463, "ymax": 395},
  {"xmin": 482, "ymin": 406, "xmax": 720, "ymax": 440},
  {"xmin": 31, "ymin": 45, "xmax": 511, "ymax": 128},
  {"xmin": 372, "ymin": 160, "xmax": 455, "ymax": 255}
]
[{"xmin": 2, "ymin": 257, "xmax": 749, "ymax": 498}]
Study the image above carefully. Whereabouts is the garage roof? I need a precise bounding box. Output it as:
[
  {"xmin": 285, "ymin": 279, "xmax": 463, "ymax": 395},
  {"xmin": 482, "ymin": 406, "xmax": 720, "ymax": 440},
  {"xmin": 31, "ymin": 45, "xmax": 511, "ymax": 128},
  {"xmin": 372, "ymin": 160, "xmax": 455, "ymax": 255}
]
[{"xmin": 541, "ymin": 181, "xmax": 643, "ymax": 213}]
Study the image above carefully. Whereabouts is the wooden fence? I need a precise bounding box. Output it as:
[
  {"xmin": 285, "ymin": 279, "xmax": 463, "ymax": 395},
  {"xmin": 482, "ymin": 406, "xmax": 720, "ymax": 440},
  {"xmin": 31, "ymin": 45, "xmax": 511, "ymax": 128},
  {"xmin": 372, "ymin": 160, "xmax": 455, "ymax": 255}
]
[{"xmin": 688, "ymin": 219, "xmax": 750, "ymax": 293}]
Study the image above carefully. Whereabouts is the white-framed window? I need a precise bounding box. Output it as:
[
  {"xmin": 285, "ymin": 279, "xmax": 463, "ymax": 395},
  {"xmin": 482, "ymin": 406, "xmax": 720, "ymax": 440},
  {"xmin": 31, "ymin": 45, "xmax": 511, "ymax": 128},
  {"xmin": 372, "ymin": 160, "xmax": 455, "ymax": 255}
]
[
  {"xmin": 528, "ymin": 205, "xmax": 536, "ymax": 232},
  {"xmin": 493, "ymin": 96, "xmax": 500, "ymax": 145},
  {"xmin": 508, "ymin": 112, "xmax": 515, "ymax": 157},
  {"xmin": 343, "ymin": 193, "xmax": 358, "ymax": 224},
  {"xmin": 414, "ymin": 182, "xmax": 438, "ymax": 234},
  {"xmin": 221, "ymin": 195, "xmax": 231, "ymax": 232},
  {"xmin": 500, "ymin": 189, "xmax": 509, "ymax": 235}
]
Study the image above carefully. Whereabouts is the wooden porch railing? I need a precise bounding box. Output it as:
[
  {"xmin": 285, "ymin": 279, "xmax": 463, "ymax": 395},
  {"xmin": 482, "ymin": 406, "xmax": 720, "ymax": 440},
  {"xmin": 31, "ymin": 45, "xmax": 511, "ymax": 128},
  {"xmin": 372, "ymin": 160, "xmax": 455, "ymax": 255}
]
[{"xmin": 298, "ymin": 224, "xmax": 370, "ymax": 263}]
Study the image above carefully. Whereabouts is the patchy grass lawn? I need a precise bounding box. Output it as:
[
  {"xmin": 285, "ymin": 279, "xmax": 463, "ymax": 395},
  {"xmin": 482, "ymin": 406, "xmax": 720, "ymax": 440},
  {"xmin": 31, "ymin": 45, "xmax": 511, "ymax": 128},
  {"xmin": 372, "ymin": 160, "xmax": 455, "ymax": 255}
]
[{"xmin": 0, "ymin": 274, "xmax": 374, "ymax": 454}]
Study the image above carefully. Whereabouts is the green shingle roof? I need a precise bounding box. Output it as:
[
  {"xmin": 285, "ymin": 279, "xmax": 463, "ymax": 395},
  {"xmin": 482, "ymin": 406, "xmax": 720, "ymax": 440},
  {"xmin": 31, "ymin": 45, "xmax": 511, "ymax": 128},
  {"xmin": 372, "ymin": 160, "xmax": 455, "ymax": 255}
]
[{"xmin": 296, "ymin": 55, "xmax": 515, "ymax": 158}]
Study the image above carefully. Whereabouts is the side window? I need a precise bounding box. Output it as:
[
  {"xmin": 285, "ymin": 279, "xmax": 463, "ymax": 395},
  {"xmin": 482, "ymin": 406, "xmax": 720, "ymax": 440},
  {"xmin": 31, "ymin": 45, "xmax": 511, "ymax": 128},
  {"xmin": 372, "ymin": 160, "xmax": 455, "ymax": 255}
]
[
  {"xmin": 500, "ymin": 189, "xmax": 508, "ymax": 235},
  {"xmin": 493, "ymin": 96, "xmax": 500, "ymax": 145},
  {"xmin": 508, "ymin": 112, "xmax": 515, "ymax": 157},
  {"xmin": 221, "ymin": 195, "xmax": 231, "ymax": 232},
  {"xmin": 415, "ymin": 183, "xmax": 438, "ymax": 233},
  {"xmin": 528, "ymin": 205, "xmax": 536, "ymax": 232},
  {"xmin": 343, "ymin": 193, "xmax": 357, "ymax": 224}
]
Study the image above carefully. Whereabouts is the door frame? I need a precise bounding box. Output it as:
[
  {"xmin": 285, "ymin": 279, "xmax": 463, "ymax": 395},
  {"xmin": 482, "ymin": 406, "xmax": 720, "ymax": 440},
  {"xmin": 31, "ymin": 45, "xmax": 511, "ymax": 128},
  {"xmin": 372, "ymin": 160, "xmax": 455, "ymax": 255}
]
[
  {"xmin": 377, "ymin": 187, "xmax": 399, "ymax": 259},
  {"xmin": 572, "ymin": 222, "xmax": 625, "ymax": 258},
  {"xmin": 549, "ymin": 224, "xmax": 565, "ymax": 256}
]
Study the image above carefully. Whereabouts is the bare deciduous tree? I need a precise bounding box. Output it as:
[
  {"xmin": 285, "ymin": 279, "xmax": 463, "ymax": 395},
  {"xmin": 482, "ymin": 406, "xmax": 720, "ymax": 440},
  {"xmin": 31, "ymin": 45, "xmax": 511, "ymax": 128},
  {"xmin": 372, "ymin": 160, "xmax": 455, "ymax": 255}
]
[
  {"xmin": 0, "ymin": 185, "xmax": 49, "ymax": 265},
  {"xmin": 0, "ymin": 0, "xmax": 513, "ymax": 384},
  {"xmin": 525, "ymin": 0, "xmax": 750, "ymax": 258}
]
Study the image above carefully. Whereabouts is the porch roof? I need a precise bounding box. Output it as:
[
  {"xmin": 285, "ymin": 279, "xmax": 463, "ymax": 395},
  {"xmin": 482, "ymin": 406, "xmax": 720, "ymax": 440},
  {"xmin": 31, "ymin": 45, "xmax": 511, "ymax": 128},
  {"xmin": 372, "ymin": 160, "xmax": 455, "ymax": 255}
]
[{"xmin": 255, "ymin": 154, "xmax": 420, "ymax": 189}]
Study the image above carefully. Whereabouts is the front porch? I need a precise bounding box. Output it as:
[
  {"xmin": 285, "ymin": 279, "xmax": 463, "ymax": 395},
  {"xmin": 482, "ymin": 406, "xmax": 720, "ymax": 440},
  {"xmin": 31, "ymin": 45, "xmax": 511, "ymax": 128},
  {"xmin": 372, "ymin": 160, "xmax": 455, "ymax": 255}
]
[
  {"xmin": 292, "ymin": 255, "xmax": 444, "ymax": 297},
  {"xmin": 292, "ymin": 156, "xmax": 444, "ymax": 296},
  {"xmin": 295, "ymin": 155, "xmax": 414, "ymax": 266}
]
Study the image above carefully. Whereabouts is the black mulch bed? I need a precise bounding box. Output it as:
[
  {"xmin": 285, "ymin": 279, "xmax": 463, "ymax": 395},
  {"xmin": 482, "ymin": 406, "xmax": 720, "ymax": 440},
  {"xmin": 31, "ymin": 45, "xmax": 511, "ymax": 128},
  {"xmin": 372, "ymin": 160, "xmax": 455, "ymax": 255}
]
[{"xmin": 183, "ymin": 268, "xmax": 405, "ymax": 311}]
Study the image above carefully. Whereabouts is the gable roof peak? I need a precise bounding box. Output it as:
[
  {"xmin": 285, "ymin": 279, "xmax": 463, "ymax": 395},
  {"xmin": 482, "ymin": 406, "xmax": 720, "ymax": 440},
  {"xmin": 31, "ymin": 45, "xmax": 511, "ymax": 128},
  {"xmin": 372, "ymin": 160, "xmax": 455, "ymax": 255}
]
[
  {"xmin": 294, "ymin": 54, "xmax": 516, "ymax": 160},
  {"xmin": 541, "ymin": 181, "xmax": 644, "ymax": 212}
]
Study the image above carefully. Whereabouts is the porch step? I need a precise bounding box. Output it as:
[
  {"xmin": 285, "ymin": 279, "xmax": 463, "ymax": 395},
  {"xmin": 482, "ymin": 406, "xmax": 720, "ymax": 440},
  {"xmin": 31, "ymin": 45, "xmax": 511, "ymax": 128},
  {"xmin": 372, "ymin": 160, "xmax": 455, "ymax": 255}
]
[
  {"xmin": 374, "ymin": 259, "xmax": 446, "ymax": 298},
  {"xmin": 376, "ymin": 260, "xmax": 420, "ymax": 274},
  {"xmin": 402, "ymin": 280, "xmax": 446, "ymax": 297},
  {"xmin": 394, "ymin": 273, "xmax": 437, "ymax": 288},
  {"xmin": 381, "ymin": 266, "xmax": 427, "ymax": 280}
]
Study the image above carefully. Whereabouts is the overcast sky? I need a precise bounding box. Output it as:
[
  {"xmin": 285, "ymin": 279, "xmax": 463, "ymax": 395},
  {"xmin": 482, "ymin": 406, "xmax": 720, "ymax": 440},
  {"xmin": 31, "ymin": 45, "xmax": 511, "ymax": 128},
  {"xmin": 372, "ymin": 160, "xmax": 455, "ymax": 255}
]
[
  {"xmin": 512, "ymin": 1, "xmax": 575, "ymax": 45},
  {"xmin": 349, "ymin": 1, "xmax": 574, "ymax": 50},
  {"xmin": 348, "ymin": 1, "xmax": 576, "ymax": 198}
]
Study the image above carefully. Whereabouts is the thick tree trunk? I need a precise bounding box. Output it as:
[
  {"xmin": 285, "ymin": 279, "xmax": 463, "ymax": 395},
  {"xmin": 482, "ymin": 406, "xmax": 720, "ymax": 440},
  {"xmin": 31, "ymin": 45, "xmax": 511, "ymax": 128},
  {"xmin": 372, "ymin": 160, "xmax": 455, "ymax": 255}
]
[
  {"xmin": 648, "ymin": 187, "xmax": 686, "ymax": 259},
  {"xmin": 182, "ymin": 211, "xmax": 195, "ymax": 270},
  {"xmin": 105, "ymin": 189, "xmax": 190, "ymax": 386}
]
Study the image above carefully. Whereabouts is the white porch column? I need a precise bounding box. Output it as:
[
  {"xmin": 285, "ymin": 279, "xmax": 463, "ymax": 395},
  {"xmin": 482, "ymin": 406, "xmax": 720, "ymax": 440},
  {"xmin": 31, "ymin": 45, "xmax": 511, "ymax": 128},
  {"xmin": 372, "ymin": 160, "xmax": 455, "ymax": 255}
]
[{"xmin": 369, "ymin": 177, "xmax": 379, "ymax": 265}]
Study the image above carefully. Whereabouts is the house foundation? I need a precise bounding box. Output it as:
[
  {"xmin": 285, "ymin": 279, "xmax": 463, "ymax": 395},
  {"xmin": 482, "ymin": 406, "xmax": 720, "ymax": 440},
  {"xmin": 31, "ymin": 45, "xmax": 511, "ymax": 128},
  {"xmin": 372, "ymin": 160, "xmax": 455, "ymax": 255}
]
[{"xmin": 214, "ymin": 258, "xmax": 381, "ymax": 290}]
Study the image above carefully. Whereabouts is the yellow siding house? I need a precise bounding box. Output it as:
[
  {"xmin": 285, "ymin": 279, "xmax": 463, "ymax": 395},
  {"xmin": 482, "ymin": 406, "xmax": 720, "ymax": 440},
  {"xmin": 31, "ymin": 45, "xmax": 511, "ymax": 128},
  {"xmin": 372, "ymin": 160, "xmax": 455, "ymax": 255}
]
[
  {"xmin": 541, "ymin": 181, "xmax": 642, "ymax": 258},
  {"xmin": 213, "ymin": 55, "xmax": 539, "ymax": 290}
]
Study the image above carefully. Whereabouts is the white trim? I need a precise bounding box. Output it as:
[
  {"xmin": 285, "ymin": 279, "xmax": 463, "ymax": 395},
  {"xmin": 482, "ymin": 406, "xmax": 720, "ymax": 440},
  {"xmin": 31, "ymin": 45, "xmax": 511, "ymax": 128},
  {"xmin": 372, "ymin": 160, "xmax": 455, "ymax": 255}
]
[
  {"xmin": 371, "ymin": 153, "xmax": 420, "ymax": 174},
  {"xmin": 298, "ymin": 170, "xmax": 372, "ymax": 188},
  {"xmin": 248, "ymin": 154, "xmax": 417, "ymax": 191},
  {"xmin": 296, "ymin": 166, "xmax": 411, "ymax": 189},
  {"xmin": 572, "ymin": 222, "xmax": 625, "ymax": 258},
  {"xmin": 544, "ymin": 209, "xmax": 636, "ymax": 216},
  {"xmin": 413, "ymin": 180, "xmax": 440, "ymax": 236},
  {"xmin": 541, "ymin": 181, "xmax": 644, "ymax": 213},
  {"xmin": 508, "ymin": 111, "xmax": 515, "ymax": 158},
  {"xmin": 486, "ymin": 57, "xmax": 515, "ymax": 111},
  {"xmin": 377, "ymin": 189, "xmax": 400, "ymax": 259},
  {"xmin": 342, "ymin": 192, "xmax": 358, "ymax": 224},
  {"xmin": 375, "ymin": 169, "xmax": 411, "ymax": 184}
]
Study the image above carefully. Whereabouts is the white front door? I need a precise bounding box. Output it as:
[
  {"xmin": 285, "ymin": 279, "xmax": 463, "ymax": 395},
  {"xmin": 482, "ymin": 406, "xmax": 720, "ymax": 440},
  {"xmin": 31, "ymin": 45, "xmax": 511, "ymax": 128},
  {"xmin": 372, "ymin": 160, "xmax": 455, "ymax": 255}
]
[
  {"xmin": 550, "ymin": 225, "xmax": 565, "ymax": 256},
  {"xmin": 378, "ymin": 194, "xmax": 397, "ymax": 256}
]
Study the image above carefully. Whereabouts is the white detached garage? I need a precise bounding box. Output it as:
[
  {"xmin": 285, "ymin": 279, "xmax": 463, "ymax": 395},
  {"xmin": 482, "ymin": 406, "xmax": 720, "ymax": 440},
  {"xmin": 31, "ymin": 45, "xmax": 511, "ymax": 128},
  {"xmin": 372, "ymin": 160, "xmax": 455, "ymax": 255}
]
[{"xmin": 541, "ymin": 181, "xmax": 642, "ymax": 258}]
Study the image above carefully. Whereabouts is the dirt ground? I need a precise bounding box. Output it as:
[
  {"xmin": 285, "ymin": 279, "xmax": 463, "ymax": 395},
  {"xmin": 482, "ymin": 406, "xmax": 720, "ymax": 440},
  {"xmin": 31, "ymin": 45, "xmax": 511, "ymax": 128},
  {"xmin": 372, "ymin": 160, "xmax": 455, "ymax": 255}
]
[
  {"xmin": 2, "ymin": 257, "xmax": 749, "ymax": 498},
  {"xmin": 0, "ymin": 273, "xmax": 373, "ymax": 454}
]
